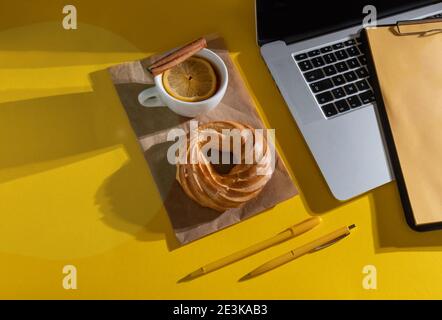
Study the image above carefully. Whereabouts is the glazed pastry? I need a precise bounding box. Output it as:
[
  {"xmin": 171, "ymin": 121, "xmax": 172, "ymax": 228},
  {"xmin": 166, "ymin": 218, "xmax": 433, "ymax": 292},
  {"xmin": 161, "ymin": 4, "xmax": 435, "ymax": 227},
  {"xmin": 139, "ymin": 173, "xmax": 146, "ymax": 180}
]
[{"xmin": 176, "ymin": 121, "xmax": 274, "ymax": 212}]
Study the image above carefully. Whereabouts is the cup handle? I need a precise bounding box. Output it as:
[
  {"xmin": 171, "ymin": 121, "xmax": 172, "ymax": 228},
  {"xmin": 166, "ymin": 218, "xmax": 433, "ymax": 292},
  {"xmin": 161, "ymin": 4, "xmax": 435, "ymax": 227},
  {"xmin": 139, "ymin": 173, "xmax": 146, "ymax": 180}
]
[{"xmin": 138, "ymin": 87, "xmax": 164, "ymax": 107}]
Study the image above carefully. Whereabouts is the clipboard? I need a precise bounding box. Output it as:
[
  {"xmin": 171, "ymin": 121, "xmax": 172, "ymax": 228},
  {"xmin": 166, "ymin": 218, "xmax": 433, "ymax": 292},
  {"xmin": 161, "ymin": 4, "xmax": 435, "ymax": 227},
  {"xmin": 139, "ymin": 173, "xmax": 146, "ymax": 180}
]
[{"xmin": 362, "ymin": 19, "xmax": 442, "ymax": 231}]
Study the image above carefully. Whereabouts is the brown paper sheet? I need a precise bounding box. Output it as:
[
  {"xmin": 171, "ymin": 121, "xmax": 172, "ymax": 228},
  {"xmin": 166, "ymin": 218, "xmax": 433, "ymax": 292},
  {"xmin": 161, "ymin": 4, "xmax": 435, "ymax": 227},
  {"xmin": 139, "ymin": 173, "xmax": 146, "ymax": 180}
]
[{"xmin": 107, "ymin": 38, "xmax": 298, "ymax": 244}]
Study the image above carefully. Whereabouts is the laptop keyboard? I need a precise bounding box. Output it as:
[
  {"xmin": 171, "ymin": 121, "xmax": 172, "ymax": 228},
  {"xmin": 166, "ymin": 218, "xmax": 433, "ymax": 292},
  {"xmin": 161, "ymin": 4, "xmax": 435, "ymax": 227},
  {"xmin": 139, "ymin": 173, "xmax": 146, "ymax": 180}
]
[
  {"xmin": 293, "ymin": 12, "xmax": 442, "ymax": 119},
  {"xmin": 295, "ymin": 38, "xmax": 376, "ymax": 118}
]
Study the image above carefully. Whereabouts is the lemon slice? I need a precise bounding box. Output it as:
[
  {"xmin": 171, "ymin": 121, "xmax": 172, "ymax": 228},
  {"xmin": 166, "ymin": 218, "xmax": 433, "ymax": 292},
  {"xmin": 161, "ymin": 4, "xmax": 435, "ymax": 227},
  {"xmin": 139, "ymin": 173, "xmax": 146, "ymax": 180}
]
[{"xmin": 163, "ymin": 57, "xmax": 218, "ymax": 102}]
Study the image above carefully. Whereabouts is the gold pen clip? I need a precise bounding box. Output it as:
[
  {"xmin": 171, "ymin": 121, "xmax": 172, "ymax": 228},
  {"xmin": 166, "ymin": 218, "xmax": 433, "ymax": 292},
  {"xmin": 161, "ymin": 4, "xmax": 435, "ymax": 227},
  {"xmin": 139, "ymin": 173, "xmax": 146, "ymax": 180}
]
[
  {"xmin": 309, "ymin": 224, "xmax": 355, "ymax": 253},
  {"xmin": 396, "ymin": 18, "xmax": 442, "ymax": 36}
]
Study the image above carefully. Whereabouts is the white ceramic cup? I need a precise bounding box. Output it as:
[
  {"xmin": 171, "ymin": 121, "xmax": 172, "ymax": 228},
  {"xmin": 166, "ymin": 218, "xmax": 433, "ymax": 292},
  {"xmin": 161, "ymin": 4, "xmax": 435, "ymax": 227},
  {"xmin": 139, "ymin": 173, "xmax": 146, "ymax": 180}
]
[{"xmin": 138, "ymin": 48, "xmax": 228, "ymax": 118}]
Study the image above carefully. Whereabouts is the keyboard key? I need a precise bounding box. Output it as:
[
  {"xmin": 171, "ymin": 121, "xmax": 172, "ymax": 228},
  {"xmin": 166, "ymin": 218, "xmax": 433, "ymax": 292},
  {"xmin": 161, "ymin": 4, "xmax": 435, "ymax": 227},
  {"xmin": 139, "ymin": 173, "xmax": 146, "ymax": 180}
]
[
  {"xmin": 311, "ymin": 56, "xmax": 325, "ymax": 68},
  {"xmin": 323, "ymin": 53, "xmax": 337, "ymax": 64},
  {"xmin": 359, "ymin": 91, "xmax": 375, "ymax": 104},
  {"xmin": 331, "ymin": 75, "xmax": 346, "ymax": 86},
  {"xmin": 355, "ymin": 67, "xmax": 369, "ymax": 78},
  {"xmin": 304, "ymin": 69, "xmax": 325, "ymax": 82},
  {"xmin": 321, "ymin": 103, "xmax": 338, "ymax": 118},
  {"xmin": 347, "ymin": 58, "xmax": 360, "ymax": 69},
  {"xmin": 344, "ymin": 83, "xmax": 357, "ymax": 95},
  {"xmin": 298, "ymin": 60, "xmax": 313, "ymax": 71},
  {"xmin": 316, "ymin": 91, "xmax": 334, "ymax": 104},
  {"xmin": 347, "ymin": 95, "xmax": 362, "ymax": 108},
  {"xmin": 343, "ymin": 71, "xmax": 357, "ymax": 82},
  {"xmin": 335, "ymin": 61, "xmax": 348, "ymax": 72},
  {"xmin": 307, "ymin": 49, "xmax": 321, "ymax": 57},
  {"xmin": 310, "ymin": 79, "xmax": 333, "ymax": 93},
  {"xmin": 358, "ymin": 56, "xmax": 367, "ymax": 65},
  {"xmin": 355, "ymin": 79, "xmax": 370, "ymax": 91},
  {"xmin": 335, "ymin": 49, "xmax": 348, "ymax": 60},
  {"xmin": 323, "ymin": 65, "xmax": 337, "ymax": 76},
  {"xmin": 355, "ymin": 36, "xmax": 362, "ymax": 44},
  {"xmin": 320, "ymin": 46, "xmax": 333, "ymax": 53},
  {"xmin": 294, "ymin": 53, "xmax": 308, "ymax": 61},
  {"xmin": 335, "ymin": 99, "xmax": 350, "ymax": 112},
  {"xmin": 344, "ymin": 39, "xmax": 356, "ymax": 46},
  {"xmin": 332, "ymin": 42, "xmax": 345, "ymax": 50},
  {"xmin": 346, "ymin": 46, "xmax": 360, "ymax": 57},
  {"xmin": 332, "ymin": 87, "xmax": 346, "ymax": 99}
]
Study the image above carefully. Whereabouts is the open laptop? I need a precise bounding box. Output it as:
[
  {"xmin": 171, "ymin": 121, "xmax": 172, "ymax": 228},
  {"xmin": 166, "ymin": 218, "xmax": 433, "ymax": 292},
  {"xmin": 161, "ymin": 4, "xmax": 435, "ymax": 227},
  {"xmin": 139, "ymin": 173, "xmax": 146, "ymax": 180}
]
[{"xmin": 257, "ymin": 0, "xmax": 442, "ymax": 200}]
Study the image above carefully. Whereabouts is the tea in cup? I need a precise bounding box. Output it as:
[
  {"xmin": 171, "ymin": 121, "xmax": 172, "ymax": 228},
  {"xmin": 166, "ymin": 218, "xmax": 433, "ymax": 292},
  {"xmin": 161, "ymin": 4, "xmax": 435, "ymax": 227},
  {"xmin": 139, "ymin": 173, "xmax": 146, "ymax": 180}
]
[{"xmin": 138, "ymin": 48, "xmax": 228, "ymax": 118}]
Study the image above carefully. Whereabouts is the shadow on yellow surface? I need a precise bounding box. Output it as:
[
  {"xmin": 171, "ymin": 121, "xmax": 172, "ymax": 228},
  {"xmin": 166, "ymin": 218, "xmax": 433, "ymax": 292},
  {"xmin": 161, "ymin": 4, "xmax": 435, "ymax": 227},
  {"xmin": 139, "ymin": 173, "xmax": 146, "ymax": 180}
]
[
  {"xmin": 0, "ymin": 67, "xmax": 180, "ymax": 251},
  {"xmin": 0, "ymin": 22, "xmax": 141, "ymax": 69},
  {"xmin": 370, "ymin": 182, "xmax": 442, "ymax": 252},
  {"xmin": 0, "ymin": 91, "xmax": 112, "ymax": 183},
  {"xmin": 95, "ymin": 159, "xmax": 180, "ymax": 250},
  {"xmin": 89, "ymin": 70, "xmax": 180, "ymax": 250},
  {"xmin": 0, "ymin": 0, "xmax": 242, "ymax": 56}
]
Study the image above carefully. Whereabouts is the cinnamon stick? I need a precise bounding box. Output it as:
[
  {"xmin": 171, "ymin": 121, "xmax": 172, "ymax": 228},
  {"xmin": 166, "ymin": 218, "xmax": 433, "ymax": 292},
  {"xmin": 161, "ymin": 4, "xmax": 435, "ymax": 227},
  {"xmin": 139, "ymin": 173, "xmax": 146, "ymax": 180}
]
[{"xmin": 148, "ymin": 37, "xmax": 207, "ymax": 77}]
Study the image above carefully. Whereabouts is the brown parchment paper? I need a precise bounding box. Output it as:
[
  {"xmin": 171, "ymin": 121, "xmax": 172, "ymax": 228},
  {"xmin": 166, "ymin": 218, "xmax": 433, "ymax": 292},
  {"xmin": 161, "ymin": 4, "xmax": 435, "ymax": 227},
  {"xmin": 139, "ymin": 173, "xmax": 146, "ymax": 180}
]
[{"xmin": 107, "ymin": 37, "xmax": 298, "ymax": 244}]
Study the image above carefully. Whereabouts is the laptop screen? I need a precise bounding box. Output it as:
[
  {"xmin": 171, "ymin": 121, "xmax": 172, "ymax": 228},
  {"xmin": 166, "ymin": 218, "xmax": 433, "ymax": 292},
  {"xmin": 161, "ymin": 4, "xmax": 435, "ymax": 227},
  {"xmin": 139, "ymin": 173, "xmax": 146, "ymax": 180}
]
[{"xmin": 256, "ymin": 0, "xmax": 438, "ymax": 46}]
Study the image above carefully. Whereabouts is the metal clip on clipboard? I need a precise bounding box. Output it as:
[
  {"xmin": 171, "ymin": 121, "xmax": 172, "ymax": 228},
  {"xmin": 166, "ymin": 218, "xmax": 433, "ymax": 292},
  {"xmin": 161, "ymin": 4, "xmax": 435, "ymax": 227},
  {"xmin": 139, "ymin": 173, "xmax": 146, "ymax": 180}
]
[{"xmin": 396, "ymin": 18, "xmax": 442, "ymax": 35}]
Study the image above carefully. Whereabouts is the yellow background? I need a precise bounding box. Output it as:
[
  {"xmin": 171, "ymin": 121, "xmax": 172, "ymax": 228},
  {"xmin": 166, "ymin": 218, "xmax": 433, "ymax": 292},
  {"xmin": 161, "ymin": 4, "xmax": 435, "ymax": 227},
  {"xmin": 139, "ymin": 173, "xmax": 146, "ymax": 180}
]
[{"xmin": 1, "ymin": 0, "xmax": 442, "ymax": 299}]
